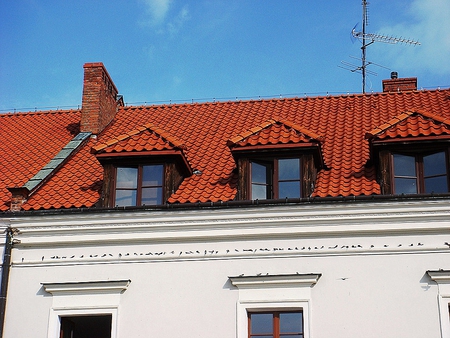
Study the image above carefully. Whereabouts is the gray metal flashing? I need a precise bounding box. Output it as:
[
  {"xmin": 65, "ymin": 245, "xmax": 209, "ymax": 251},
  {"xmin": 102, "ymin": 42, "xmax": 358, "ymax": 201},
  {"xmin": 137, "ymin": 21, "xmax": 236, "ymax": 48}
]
[{"xmin": 23, "ymin": 132, "xmax": 91, "ymax": 192}]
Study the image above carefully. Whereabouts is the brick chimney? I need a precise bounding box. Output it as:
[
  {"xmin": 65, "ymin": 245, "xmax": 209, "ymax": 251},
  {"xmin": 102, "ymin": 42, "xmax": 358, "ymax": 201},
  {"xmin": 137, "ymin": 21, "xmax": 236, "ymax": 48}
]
[
  {"xmin": 382, "ymin": 72, "xmax": 417, "ymax": 92},
  {"xmin": 81, "ymin": 62, "xmax": 123, "ymax": 134}
]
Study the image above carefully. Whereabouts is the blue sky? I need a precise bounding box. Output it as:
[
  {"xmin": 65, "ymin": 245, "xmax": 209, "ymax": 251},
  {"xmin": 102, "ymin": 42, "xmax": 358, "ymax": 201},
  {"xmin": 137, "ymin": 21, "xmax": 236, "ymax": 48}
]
[{"xmin": 1, "ymin": 0, "xmax": 449, "ymax": 112}]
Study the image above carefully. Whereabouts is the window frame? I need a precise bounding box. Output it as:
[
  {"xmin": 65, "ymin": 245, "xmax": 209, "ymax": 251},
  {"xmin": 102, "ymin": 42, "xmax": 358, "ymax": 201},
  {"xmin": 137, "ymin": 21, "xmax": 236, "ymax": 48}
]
[
  {"xmin": 250, "ymin": 157, "xmax": 303, "ymax": 200},
  {"xmin": 375, "ymin": 143, "xmax": 450, "ymax": 195},
  {"xmin": 248, "ymin": 310, "xmax": 304, "ymax": 338},
  {"xmin": 229, "ymin": 273, "xmax": 321, "ymax": 338},
  {"xmin": 391, "ymin": 151, "xmax": 449, "ymax": 194},
  {"xmin": 114, "ymin": 164, "xmax": 164, "ymax": 207},
  {"xmin": 235, "ymin": 149, "xmax": 320, "ymax": 201},
  {"xmin": 427, "ymin": 270, "xmax": 450, "ymax": 338},
  {"xmin": 97, "ymin": 155, "xmax": 189, "ymax": 208},
  {"xmin": 42, "ymin": 280, "xmax": 130, "ymax": 338}
]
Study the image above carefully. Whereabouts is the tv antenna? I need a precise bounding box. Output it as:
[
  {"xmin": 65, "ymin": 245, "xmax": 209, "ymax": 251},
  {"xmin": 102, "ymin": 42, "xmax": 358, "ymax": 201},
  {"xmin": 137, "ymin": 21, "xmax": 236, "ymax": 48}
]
[{"xmin": 341, "ymin": 0, "xmax": 420, "ymax": 93}]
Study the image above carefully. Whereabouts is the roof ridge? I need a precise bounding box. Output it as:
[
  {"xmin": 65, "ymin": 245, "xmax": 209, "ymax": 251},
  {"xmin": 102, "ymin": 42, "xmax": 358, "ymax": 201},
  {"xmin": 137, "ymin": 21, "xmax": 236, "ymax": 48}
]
[{"xmin": 0, "ymin": 109, "xmax": 80, "ymax": 117}]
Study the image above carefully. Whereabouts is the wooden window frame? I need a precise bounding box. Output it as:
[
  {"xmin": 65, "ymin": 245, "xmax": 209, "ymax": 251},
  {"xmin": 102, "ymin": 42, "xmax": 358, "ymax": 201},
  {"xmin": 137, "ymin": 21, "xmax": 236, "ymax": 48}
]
[
  {"xmin": 248, "ymin": 311, "xmax": 304, "ymax": 338},
  {"xmin": 236, "ymin": 150, "xmax": 319, "ymax": 200},
  {"xmin": 249, "ymin": 158, "xmax": 303, "ymax": 200},
  {"xmin": 377, "ymin": 145, "xmax": 450, "ymax": 195},
  {"xmin": 114, "ymin": 164, "xmax": 164, "ymax": 207},
  {"xmin": 98, "ymin": 156, "xmax": 187, "ymax": 208}
]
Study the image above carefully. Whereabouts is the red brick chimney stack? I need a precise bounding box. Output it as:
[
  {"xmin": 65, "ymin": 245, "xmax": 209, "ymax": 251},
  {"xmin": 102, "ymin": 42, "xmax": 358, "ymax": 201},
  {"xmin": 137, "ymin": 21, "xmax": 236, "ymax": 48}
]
[
  {"xmin": 382, "ymin": 72, "xmax": 417, "ymax": 92},
  {"xmin": 81, "ymin": 62, "xmax": 123, "ymax": 135}
]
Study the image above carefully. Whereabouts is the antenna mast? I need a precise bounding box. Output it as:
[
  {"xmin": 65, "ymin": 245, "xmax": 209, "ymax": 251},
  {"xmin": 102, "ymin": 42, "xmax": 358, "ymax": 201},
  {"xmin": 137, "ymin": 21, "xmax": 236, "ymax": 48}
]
[{"xmin": 349, "ymin": 1, "xmax": 421, "ymax": 93}]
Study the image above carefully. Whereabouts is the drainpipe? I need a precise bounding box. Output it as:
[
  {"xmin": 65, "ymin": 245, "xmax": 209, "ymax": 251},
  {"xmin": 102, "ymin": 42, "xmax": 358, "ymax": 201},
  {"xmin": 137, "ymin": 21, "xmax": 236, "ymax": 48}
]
[{"xmin": 0, "ymin": 228, "xmax": 19, "ymax": 338}]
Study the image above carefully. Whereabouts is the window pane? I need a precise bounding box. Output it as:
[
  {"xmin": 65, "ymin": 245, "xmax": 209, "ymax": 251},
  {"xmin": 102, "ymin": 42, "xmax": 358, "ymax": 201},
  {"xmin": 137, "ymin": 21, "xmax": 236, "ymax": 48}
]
[
  {"xmin": 141, "ymin": 187, "xmax": 162, "ymax": 205},
  {"xmin": 116, "ymin": 167, "xmax": 137, "ymax": 189},
  {"xmin": 250, "ymin": 313, "xmax": 273, "ymax": 334},
  {"xmin": 279, "ymin": 181, "xmax": 301, "ymax": 198},
  {"xmin": 280, "ymin": 312, "xmax": 303, "ymax": 334},
  {"xmin": 394, "ymin": 178, "xmax": 417, "ymax": 194},
  {"xmin": 424, "ymin": 152, "xmax": 446, "ymax": 177},
  {"xmin": 252, "ymin": 184, "xmax": 267, "ymax": 200},
  {"xmin": 424, "ymin": 176, "xmax": 448, "ymax": 193},
  {"xmin": 252, "ymin": 162, "xmax": 269, "ymax": 184},
  {"xmin": 279, "ymin": 158, "xmax": 300, "ymax": 180},
  {"xmin": 142, "ymin": 165, "xmax": 163, "ymax": 187},
  {"xmin": 115, "ymin": 189, "xmax": 137, "ymax": 207},
  {"xmin": 280, "ymin": 335, "xmax": 302, "ymax": 338},
  {"xmin": 393, "ymin": 154, "xmax": 416, "ymax": 177}
]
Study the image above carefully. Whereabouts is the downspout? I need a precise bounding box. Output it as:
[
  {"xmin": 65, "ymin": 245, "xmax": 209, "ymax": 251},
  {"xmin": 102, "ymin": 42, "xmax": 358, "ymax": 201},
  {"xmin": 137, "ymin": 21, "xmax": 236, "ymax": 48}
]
[{"xmin": 0, "ymin": 227, "xmax": 19, "ymax": 338}]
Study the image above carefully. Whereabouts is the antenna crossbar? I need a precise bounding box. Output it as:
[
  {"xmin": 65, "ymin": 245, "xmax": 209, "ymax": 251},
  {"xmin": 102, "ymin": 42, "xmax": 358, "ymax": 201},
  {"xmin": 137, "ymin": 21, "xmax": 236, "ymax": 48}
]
[{"xmin": 352, "ymin": 29, "xmax": 421, "ymax": 46}]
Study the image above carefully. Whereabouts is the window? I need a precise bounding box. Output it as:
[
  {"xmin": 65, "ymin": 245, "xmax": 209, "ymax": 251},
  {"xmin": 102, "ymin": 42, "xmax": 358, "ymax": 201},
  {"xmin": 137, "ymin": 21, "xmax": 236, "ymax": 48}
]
[
  {"xmin": 427, "ymin": 270, "xmax": 450, "ymax": 338},
  {"xmin": 115, "ymin": 164, "xmax": 163, "ymax": 206},
  {"xmin": 248, "ymin": 311, "xmax": 303, "ymax": 338},
  {"xmin": 60, "ymin": 315, "xmax": 112, "ymax": 338},
  {"xmin": 234, "ymin": 152, "xmax": 319, "ymax": 201},
  {"xmin": 251, "ymin": 158, "xmax": 301, "ymax": 199},
  {"xmin": 43, "ymin": 280, "xmax": 130, "ymax": 338},
  {"xmin": 392, "ymin": 150, "xmax": 449, "ymax": 194},
  {"xmin": 230, "ymin": 273, "xmax": 321, "ymax": 338}
]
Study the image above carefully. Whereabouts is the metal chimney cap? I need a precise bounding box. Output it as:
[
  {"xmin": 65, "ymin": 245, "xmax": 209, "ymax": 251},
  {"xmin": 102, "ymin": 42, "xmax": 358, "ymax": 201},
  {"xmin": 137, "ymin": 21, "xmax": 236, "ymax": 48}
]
[{"xmin": 391, "ymin": 71, "xmax": 398, "ymax": 79}]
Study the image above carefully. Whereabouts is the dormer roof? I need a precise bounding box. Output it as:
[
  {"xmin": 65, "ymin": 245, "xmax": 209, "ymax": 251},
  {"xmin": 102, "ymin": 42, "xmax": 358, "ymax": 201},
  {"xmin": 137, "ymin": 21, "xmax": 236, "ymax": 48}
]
[
  {"xmin": 227, "ymin": 119, "xmax": 323, "ymax": 149},
  {"xmin": 365, "ymin": 110, "xmax": 450, "ymax": 142}
]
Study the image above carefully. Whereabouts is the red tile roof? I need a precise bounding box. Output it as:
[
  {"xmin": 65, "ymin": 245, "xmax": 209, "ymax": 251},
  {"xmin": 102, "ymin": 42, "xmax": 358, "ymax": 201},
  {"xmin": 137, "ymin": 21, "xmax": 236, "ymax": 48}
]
[
  {"xmin": 2, "ymin": 88, "xmax": 450, "ymax": 211},
  {"xmin": 366, "ymin": 110, "xmax": 450, "ymax": 140},
  {"xmin": 227, "ymin": 119, "xmax": 323, "ymax": 148}
]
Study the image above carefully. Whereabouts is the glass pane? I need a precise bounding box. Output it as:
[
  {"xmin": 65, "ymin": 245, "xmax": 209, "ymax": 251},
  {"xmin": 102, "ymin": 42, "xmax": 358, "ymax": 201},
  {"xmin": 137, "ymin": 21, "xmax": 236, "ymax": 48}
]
[
  {"xmin": 116, "ymin": 167, "xmax": 137, "ymax": 189},
  {"xmin": 252, "ymin": 184, "xmax": 267, "ymax": 200},
  {"xmin": 141, "ymin": 187, "xmax": 162, "ymax": 205},
  {"xmin": 279, "ymin": 158, "xmax": 300, "ymax": 180},
  {"xmin": 279, "ymin": 181, "xmax": 301, "ymax": 198},
  {"xmin": 280, "ymin": 335, "xmax": 302, "ymax": 338},
  {"xmin": 115, "ymin": 189, "xmax": 137, "ymax": 206},
  {"xmin": 424, "ymin": 152, "xmax": 446, "ymax": 177},
  {"xmin": 250, "ymin": 313, "xmax": 273, "ymax": 334},
  {"xmin": 142, "ymin": 165, "xmax": 163, "ymax": 187},
  {"xmin": 280, "ymin": 312, "xmax": 303, "ymax": 334},
  {"xmin": 393, "ymin": 154, "xmax": 416, "ymax": 177},
  {"xmin": 394, "ymin": 178, "xmax": 417, "ymax": 194},
  {"xmin": 424, "ymin": 176, "xmax": 448, "ymax": 193},
  {"xmin": 252, "ymin": 162, "xmax": 269, "ymax": 184}
]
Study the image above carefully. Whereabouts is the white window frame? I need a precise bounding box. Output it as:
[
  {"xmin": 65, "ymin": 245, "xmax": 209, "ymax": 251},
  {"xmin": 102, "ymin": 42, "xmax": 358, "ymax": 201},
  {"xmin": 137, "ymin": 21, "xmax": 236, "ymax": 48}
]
[
  {"xmin": 428, "ymin": 270, "xmax": 450, "ymax": 338},
  {"xmin": 229, "ymin": 273, "xmax": 321, "ymax": 338},
  {"xmin": 42, "ymin": 279, "xmax": 130, "ymax": 338}
]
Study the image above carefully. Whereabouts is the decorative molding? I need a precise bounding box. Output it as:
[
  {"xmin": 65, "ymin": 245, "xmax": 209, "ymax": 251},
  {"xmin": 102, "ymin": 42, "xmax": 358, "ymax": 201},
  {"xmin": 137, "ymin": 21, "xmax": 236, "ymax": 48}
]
[
  {"xmin": 229, "ymin": 273, "xmax": 321, "ymax": 289},
  {"xmin": 427, "ymin": 270, "xmax": 450, "ymax": 283},
  {"xmin": 42, "ymin": 279, "xmax": 131, "ymax": 295}
]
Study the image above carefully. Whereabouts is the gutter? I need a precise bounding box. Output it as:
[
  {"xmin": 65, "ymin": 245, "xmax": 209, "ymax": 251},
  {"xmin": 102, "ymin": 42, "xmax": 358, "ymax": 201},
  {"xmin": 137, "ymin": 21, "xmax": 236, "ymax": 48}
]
[{"xmin": 0, "ymin": 228, "xmax": 19, "ymax": 338}]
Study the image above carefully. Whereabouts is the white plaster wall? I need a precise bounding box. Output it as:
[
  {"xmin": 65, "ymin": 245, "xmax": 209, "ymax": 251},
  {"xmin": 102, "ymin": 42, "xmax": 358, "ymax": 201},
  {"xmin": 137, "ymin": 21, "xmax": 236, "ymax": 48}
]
[
  {"xmin": 2, "ymin": 200, "xmax": 450, "ymax": 338},
  {"xmin": 3, "ymin": 253, "xmax": 447, "ymax": 338}
]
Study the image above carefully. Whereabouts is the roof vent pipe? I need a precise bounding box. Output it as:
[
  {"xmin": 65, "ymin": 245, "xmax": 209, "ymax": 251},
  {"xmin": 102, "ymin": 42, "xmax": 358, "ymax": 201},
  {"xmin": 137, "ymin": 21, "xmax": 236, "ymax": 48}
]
[{"xmin": 391, "ymin": 71, "xmax": 398, "ymax": 79}]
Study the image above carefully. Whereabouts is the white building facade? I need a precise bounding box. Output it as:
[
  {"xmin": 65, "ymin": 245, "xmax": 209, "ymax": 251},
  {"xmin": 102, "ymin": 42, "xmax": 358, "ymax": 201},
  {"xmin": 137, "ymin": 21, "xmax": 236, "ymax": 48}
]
[{"xmin": 2, "ymin": 198, "xmax": 450, "ymax": 338}]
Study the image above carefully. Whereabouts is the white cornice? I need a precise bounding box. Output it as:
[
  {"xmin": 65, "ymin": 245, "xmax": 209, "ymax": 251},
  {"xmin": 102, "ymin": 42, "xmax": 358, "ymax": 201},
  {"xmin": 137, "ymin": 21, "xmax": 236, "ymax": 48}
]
[
  {"xmin": 42, "ymin": 279, "xmax": 131, "ymax": 295},
  {"xmin": 6, "ymin": 199, "xmax": 450, "ymax": 248},
  {"xmin": 427, "ymin": 270, "xmax": 450, "ymax": 283},
  {"xmin": 229, "ymin": 273, "xmax": 321, "ymax": 289}
]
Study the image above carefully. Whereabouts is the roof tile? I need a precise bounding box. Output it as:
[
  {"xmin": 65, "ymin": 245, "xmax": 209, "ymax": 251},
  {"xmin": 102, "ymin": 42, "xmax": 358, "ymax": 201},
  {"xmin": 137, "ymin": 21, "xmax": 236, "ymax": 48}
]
[{"xmin": 2, "ymin": 89, "xmax": 450, "ymax": 210}]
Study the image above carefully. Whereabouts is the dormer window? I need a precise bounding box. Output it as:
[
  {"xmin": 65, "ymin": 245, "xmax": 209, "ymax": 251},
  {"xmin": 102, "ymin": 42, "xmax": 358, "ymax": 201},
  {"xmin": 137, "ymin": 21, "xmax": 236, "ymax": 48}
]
[
  {"xmin": 250, "ymin": 158, "xmax": 302, "ymax": 199},
  {"xmin": 392, "ymin": 151, "xmax": 449, "ymax": 194},
  {"xmin": 91, "ymin": 122, "xmax": 192, "ymax": 208},
  {"xmin": 365, "ymin": 111, "xmax": 450, "ymax": 196},
  {"xmin": 115, "ymin": 164, "xmax": 164, "ymax": 206},
  {"xmin": 228, "ymin": 119, "xmax": 324, "ymax": 201}
]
